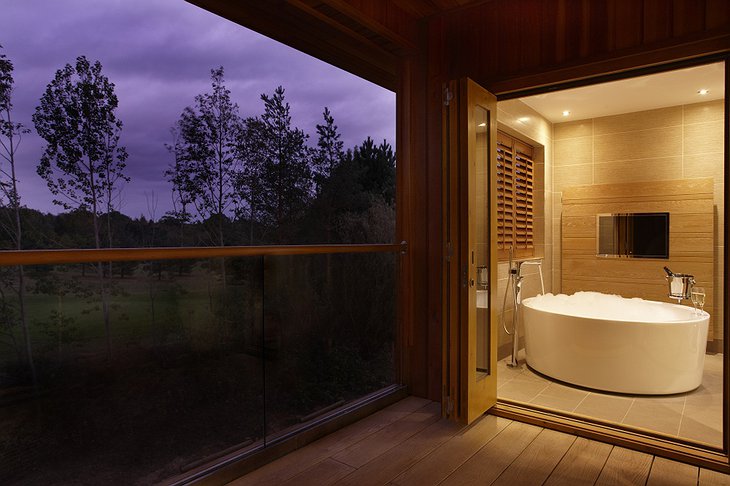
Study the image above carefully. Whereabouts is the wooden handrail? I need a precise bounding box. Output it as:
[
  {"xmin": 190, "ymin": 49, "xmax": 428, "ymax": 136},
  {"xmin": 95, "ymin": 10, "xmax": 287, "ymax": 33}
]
[{"xmin": 0, "ymin": 242, "xmax": 407, "ymax": 266}]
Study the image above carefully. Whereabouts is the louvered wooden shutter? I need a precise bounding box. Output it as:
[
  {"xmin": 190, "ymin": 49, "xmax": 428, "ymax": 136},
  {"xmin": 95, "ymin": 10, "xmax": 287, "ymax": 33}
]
[{"xmin": 496, "ymin": 131, "xmax": 534, "ymax": 259}]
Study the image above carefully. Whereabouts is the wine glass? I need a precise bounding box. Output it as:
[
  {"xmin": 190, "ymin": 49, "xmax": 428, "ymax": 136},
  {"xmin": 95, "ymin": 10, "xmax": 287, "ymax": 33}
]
[{"xmin": 690, "ymin": 286, "xmax": 706, "ymax": 316}]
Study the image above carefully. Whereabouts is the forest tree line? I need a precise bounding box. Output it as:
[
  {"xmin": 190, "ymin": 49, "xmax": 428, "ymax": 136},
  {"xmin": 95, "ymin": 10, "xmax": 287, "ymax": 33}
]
[
  {"xmin": 1, "ymin": 52, "xmax": 396, "ymax": 251},
  {"xmin": 0, "ymin": 47, "xmax": 396, "ymax": 386}
]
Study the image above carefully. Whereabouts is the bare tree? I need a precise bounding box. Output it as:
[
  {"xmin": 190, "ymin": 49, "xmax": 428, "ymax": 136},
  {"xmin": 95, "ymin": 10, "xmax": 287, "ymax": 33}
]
[{"xmin": 0, "ymin": 44, "xmax": 36, "ymax": 387}]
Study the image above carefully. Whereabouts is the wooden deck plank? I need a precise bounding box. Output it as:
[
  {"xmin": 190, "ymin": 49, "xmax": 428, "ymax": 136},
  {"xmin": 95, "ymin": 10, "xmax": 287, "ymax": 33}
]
[
  {"xmin": 228, "ymin": 397, "xmax": 431, "ymax": 485},
  {"xmin": 595, "ymin": 446, "xmax": 654, "ymax": 486},
  {"xmin": 701, "ymin": 468, "xmax": 730, "ymax": 486},
  {"xmin": 439, "ymin": 421, "xmax": 542, "ymax": 486},
  {"xmin": 544, "ymin": 437, "xmax": 613, "ymax": 486},
  {"xmin": 491, "ymin": 428, "xmax": 576, "ymax": 486},
  {"xmin": 647, "ymin": 456, "xmax": 699, "ymax": 486},
  {"xmin": 334, "ymin": 417, "xmax": 460, "ymax": 485},
  {"xmin": 281, "ymin": 458, "xmax": 354, "ymax": 486},
  {"xmin": 391, "ymin": 414, "xmax": 511, "ymax": 486},
  {"xmin": 227, "ymin": 398, "xmax": 730, "ymax": 486},
  {"xmin": 332, "ymin": 402, "xmax": 441, "ymax": 468}
]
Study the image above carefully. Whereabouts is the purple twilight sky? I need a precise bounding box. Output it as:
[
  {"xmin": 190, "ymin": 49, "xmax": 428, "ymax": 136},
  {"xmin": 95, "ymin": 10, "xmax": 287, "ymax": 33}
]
[{"xmin": 1, "ymin": 0, "xmax": 396, "ymax": 218}]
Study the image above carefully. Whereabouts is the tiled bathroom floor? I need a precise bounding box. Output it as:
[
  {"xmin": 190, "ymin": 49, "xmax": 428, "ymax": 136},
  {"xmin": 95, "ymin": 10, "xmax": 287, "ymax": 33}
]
[{"xmin": 497, "ymin": 351, "xmax": 723, "ymax": 448}]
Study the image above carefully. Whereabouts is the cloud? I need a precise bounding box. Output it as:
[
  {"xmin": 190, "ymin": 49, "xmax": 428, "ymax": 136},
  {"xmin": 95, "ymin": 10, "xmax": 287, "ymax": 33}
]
[{"xmin": 1, "ymin": 0, "xmax": 395, "ymax": 217}]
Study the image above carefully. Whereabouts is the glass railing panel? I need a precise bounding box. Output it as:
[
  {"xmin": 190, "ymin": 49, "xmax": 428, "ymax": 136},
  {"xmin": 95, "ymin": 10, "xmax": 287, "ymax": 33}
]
[
  {"xmin": 262, "ymin": 251, "xmax": 397, "ymax": 440},
  {"xmin": 0, "ymin": 258, "xmax": 264, "ymax": 485}
]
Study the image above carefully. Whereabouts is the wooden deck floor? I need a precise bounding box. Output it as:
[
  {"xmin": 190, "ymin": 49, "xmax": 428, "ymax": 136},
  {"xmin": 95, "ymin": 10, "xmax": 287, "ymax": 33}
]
[{"xmin": 227, "ymin": 397, "xmax": 730, "ymax": 486}]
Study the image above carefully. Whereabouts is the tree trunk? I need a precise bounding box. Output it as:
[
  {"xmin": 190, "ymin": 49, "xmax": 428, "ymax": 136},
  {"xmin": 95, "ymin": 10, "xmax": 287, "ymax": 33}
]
[
  {"xmin": 6, "ymin": 110, "xmax": 37, "ymax": 389},
  {"xmin": 90, "ymin": 178, "xmax": 112, "ymax": 361}
]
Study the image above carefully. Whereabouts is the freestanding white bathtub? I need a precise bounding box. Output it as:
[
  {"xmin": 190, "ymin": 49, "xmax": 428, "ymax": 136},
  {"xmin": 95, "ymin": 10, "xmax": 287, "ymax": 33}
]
[{"xmin": 522, "ymin": 291, "xmax": 709, "ymax": 395}]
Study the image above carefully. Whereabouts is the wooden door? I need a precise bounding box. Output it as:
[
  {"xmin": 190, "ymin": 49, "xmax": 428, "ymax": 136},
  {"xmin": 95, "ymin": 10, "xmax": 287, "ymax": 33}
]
[{"xmin": 443, "ymin": 78, "xmax": 499, "ymax": 424}]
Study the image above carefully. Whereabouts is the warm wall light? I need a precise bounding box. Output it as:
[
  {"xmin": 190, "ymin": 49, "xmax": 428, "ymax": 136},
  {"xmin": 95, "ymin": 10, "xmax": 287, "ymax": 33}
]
[
  {"xmin": 698, "ymin": 89, "xmax": 709, "ymax": 95},
  {"xmin": 562, "ymin": 110, "xmax": 571, "ymax": 116}
]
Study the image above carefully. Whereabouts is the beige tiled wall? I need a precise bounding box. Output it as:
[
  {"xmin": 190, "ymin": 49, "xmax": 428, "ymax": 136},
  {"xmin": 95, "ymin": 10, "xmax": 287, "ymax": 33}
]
[
  {"xmin": 553, "ymin": 99, "xmax": 725, "ymax": 342},
  {"xmin": 496, "ymin": 100, "xmax": 553, "ymax": 358}
]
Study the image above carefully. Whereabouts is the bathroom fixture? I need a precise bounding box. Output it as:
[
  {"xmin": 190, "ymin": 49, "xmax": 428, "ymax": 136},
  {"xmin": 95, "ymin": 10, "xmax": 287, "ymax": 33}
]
[
  {"xmin": 500, "ymin": 247, "xmax": 545, "ymax": 367},
  {"xmin": 663, "ymin": 266, "xmax": 695, "ymax": 303},
  {"xmin": 522, "ymin": 292, "xmax": 709, "ymax": 394}
]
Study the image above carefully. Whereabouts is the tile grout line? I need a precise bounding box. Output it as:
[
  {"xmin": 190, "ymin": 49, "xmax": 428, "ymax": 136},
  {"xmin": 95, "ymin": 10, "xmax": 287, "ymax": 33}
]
[
  {"xmin": 571, "ymin": 390, "xmax": 591, "ymax": 413},
  {"xmin": 619, "ymin": 397, "xmax": 636, "ymax": 425},
  {"xmin": 676, "ymin": 395, "xmax": 688, "ymax": 438}
]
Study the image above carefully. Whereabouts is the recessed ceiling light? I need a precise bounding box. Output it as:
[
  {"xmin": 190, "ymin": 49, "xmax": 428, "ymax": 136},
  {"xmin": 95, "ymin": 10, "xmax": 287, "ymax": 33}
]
[
  {"xmin": 518, "ymin": 117, "xmax": 529, "ymax": 123},
  {"xmin": 477, "ymin": 122, "xmax": 486, "ymax": 127},
  {"xmin": 562, "ymin": 110, "xmax": 571, "ymax": 117},
  {"xmin": 698, "ymin": 89, "xmax": 709, "ymax": 95}
]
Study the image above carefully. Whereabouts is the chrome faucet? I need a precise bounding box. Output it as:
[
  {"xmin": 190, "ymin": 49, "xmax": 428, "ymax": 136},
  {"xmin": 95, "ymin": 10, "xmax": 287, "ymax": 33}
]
[{"xmin": 502, "ymin": 248, "xmax": 545, "ymax": 368}]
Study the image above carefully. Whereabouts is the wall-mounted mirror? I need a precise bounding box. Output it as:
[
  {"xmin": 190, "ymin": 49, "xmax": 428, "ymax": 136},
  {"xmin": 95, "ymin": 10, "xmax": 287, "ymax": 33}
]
[{"xmin": 597, "ymin": 212, "xmax": 670, "ymax": 259}]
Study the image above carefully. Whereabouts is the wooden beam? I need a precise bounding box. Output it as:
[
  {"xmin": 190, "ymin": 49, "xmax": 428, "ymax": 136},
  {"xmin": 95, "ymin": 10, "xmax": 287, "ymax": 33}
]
[{"xmin": 186, "ymin": 0, "xmax": 398, "ymax": 90}]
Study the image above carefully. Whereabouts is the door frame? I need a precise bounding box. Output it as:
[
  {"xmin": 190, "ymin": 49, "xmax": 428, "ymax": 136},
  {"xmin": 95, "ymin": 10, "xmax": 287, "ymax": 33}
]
[{"xmin": 486, "ymin": 53, "xmax": 730, "ymax": 472}]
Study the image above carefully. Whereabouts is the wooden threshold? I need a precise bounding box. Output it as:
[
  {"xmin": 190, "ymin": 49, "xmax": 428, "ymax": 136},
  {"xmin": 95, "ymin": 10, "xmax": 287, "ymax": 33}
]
[{"xmin": 491, "ymin": 400, "xmax": 730, "ymax": 474}]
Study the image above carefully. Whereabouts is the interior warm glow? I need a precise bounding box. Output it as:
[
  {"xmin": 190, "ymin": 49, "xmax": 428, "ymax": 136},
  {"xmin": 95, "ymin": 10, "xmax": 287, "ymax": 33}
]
[
  {"xmin": 517, "ymin": 116, "xmax": 529, "ymax": 123},
  {"xmin": 561, "ymin": 110, "xmax": 570, "ymax": 116},
  {"xmin": 477, "ymin": 122, "xmax": 486, "ymax": 127},
  {"xmin": 698, "ymin": 88, "xmax": 709, "ymax": 95}
]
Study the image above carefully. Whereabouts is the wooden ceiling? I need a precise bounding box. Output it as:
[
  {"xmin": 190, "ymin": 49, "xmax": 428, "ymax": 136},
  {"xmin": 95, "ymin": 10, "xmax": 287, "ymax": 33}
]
[
  {"xmin": 390, "ymin": 0, "xmax": 491, "ymax": 18},
  {"xmin": 186, "ymin": 0, "xmax": 491, "ymax": 90}
]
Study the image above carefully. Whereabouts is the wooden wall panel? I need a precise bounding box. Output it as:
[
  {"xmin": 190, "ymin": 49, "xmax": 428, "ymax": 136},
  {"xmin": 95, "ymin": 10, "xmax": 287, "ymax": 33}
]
[
  {"xmin": 561, "ymin": 178, "xmax": 715, "ymax": 338},
  {"xmin": 434, "ymin": 0, "xmax": 730, "ymax": 94}
]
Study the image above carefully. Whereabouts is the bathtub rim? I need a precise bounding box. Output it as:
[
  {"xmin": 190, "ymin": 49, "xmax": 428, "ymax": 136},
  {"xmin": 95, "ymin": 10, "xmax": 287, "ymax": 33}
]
[{"xmin": 521, "ymin": 294, "xmax": 710, "ymax": 325}]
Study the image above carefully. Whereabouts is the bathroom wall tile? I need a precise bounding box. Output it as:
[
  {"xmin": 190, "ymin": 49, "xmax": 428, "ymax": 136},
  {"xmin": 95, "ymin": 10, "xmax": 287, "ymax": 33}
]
[
  {"xmin": 554, "ymin": 119, "xmax": 593, "ymax": 140},
  {"xmin": 714, "ymin": 248, "xmax": 724, "ymax": 342},
  {"xmin": 593, "ymin": 106, "xmax": 682, "ymax": 135},
  {"xmin": 543, "ymin": 244, "xmax": 553, "ymax": 293},
  {"xmin": 683, "ymin": 152, "xmax": 724, "ymax": 181},
  {"xmin": 714, "ymin": 181, "xmax": 725, "ymax": 216},
  {"xmin": 553, "ymin": 164, "xmax": 592, "ymax": 192},
  {"xmin": 594, "ymin": 156, "xmax": 683, "ymax": 185},
  {"xmin": 495, "ymin": 282, "xmax": 512, "ymax": 315},
  {"xmin": 684, "ymin": 121, "xmax": 723, "ymax": 155},
  {"xmin": 551, "ymin": 269, "xmax": 561, "ymax": 294},
  {"xmin": 498, "ymin": 262, "xmax": 510, "ymax": 281},
  {"xmin": 552, "ymin": 191, "xmax": 562, "ymax": 219},
  {"xmin": 521, "ymin": 272, "xmax": 546, "ymax": 299},
  {"xmin": 594, "ymin": 126, "xmax": 682, "ymax": 162},
  {"xmin": 573, "ymin": 394, "xmax": 633, "ymax": 424},
  {"xmin": 554, "ymin": 137, "xmax": 592, "ymax": 166},
  {"xmin": 684, "ymin": 99, "xmax": 724, "ymax": 125}
]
